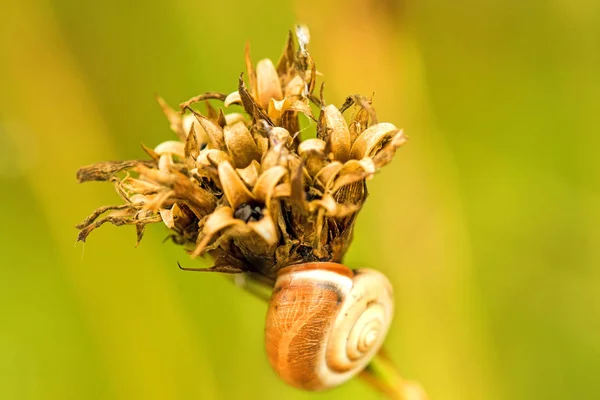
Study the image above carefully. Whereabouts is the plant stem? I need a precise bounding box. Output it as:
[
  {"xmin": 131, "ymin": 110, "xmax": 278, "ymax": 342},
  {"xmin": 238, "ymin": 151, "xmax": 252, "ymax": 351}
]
[{"xmin": 361, "ymin": 350, "xmax": 429, "ymax": 400}]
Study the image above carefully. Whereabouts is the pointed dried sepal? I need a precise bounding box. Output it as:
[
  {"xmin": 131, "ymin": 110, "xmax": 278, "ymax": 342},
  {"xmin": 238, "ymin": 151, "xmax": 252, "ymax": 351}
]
[
  {"xmin": 331, "ymin": 159, "xmax": 374, "ymax": 193},
  {"xmin": 224, "ymin": 121, "xmax": 261, "ymax": 168},
  {"xmin": 253, "ymin": 165, "xmax": 288, "ymax": 208},
  {"xmin": 322, "ymin": 104, "xmax": 351, "ymax": 162},
  {"xmin": 218, "ymin": 161, "xmax": 254, "ymax": 209},
  {"xmin": 315, "ymin": 161, "xmax": 344, "ymax": 189},
  {"xmin": 371, "ymin": 130, "xmax": 407, "ymax": 169},
  {"xmin": 247, "ymin": 208, "xmax": 279, "ymax": 246},
  {"xmin": 256, "ymin": 59, "xmax": 283, "ymax": 110},
  {"xmin": 276, "ymin": 30, "xmax": 295, "ymax": 76},
  {"xmin": 159, "ymin": 208, "xmax": 175, "ymax": 228},
  {"xmin": 224, "ymin": 91, "xmax": 242, "ymax": 107},
  {"xmin": 350, "ymin": 123, "xmax": 401, "ymax": 160},
  {"xmin": 184, "ymin": 126, "xmax": 200, "ymax": 160},
  {"xmin": 193, "ymin": 113, "xmax": 226, "ymax": 150},
  {"xmin": 237, "ymin": 160, "xmax": 261, "ymax": 188},
  {"xmin": 239, "ymin": 74, "xmax": 271, "ymax": 123},
  {"xmin": 193, "ymin": 206, "xmax": 247, "ymax": 256},
  {"xmin": 197, "ymin": 149, "xmax": 230, "ymax": 168},
  {"xmin": 224, "ymin": 113, "xmax": 248, "ymax": 126},
  {"xmin": 308, "ymin": 193, "xmax": 360, "ymax": 218},
  {"xmin": 284, "ymin": 75, "xmax": 305, "ymax": 98},
  {"xmin": 182, "ymin": 114, "xmax": 209, "ymax": 144},
  {"xmin": 298, "ymin": 138, "xmax": 327, "ymax": 177}
]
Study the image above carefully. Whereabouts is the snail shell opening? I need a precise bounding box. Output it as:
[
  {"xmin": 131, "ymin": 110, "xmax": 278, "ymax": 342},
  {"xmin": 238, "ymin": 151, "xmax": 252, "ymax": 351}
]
[{"xmin": 264, "ymin": 262, "xmax": 394, "ymax": 391}]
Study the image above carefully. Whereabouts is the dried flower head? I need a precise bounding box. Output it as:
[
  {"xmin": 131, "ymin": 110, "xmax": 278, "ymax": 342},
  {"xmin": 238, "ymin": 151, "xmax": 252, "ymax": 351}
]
[{"xmin": 76, "ymin": 26, "xmax": 406, "ymax": 281}]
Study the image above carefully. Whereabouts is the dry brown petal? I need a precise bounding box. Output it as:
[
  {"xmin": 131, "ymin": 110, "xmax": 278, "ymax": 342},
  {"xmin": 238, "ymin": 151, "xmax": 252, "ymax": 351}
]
[
  {"xmin": 268, "ymin": 127, "xmax": 292, "ymax": 147},
  {"xmin": 256, "ymin": 59, "xmax": 283, "ymax": 110},
  {"xmin": 260, "ymin": 127, "xmax": 292, "ymax": 171},
  {"xmin": 193, "ymin": 206, "xmax": 246, "ymax": 256},
  {"xmin": 184, "ymin": 125, "xmax": 200, "ymax": 161},
  {"xmin": 276, "ymin": 30, "xmax": 295, "ymax": 77},
  {"xmin": 193, "ymin": 113, "xmax": 226, "ymax": 150},
  {"xmin": 358, "ymin": 157, "xmax": 376, "ymax": 177},
  {"xmin": 195, "ymin": 205, "xmax": 278, "ymax": 257},
  {"xmin": 247, "ymin": 209, "xmax": 278, "ymax": 245},
  {"xmin": 372, "ymin": 130, "xmax": 407, "ymax": 169},
  {"xmin": 321, "ymin": 104, "xmax": 351, "ymax": 162},
  {"xmin": 237, "ymin": 160, "xmax": 261, "ymax": 188},
  {"xmin": 331, "ymin": 160, "xmax": 372, "ymax": 193},
  {"xmin": 349, "ymin": 122, "xmax": 400, "ymax": 160},
  {"xmin": 159, "ymin": 208, "xmax": 175, "ymax": 228},
  {"xmin": 238, "ymin": 74, "xmax": 272, "ymax": 123},
  {"xmin": 261, "ymin": 142, "xmax": 288, "ymax": 172},
  {"xmin": 182, "ymin": 114, "xmax": 209, "ymax": 144},
  {"xmin": 218, "ymin": 161, "xmax": 254, "ymax": 209},
  {"xmin": 216, "ymin": 108, "xmax": 227, "ymax": 128},
  {"xmin": 284, "ymin": 99, "xmax": 315, "ymax": 120},
  {"xmin": 140, "ymin": 144, "xmax": 160, "ymax": 161},
  {"xmin": 224, "ymin": 121, "xmax": 261, "ymax": 168},
  {"xmin": 298, "ymin": 138, "xmax": 327, "ymax": 177},
  {"xmin": 136, "ymin": 165, "xmax": 216, "ymax": 216},
  {"xmin": 298, "ymin": 138, "xmax": 326, "ymax": 154},
  {"xmin": 267, "ymin": 99, "xmax": 286, "ymax": 122},
  {"xmin": 158, "ymin": 154, "xmax": 175, "ymax": 173},
  {"xmin": 154, "ymin": 141, "xmax": 185, "ymax": 157},
  {"xmin": 224, "ymin": 113, "xmax": 248, "ymax": 126},
  {"xmin": 254, "ymin": 135, "xmax": 269, "ymax": 157},
  {"xmin": 224, "ymin": 91, "xmax": 242, "ymax": 107},
  {"xmin": 272, "ymin": 183, "xmax": 291, "ymax": 199},
  {"xmin": 267, "ymin": 97, "xmax": 314, "ymax": 126},
  {"xmin": 197, "ymin": 148, "xmax": 231, "ymax": 168},
  {"xmin": 130, "ymin": 194, "xmax": 149, "ymax": 205},
  {"xmin": 205, "ymin": 101, "xmax": 219, "ymax": 121},
  {"xmin": 348, "ymin": 106, "xmax": 370, "ymax": 144},
  {"xmin": 170, "ymin": 203, "xmax": 194, "ymax": 231},
  {"xmin": 308, "ymin": 193, "xmax": 360, "ymax": 217},
  {"xmin": 253, "ymin": 165, "xmax": 288, "ymax": 207},
  {"xmin": 203, "ymin": 206, "xmax": 239, "ymax": 234},
  {"xmin": 284, "ymin": 75, "xmax": 305, "ymax": 97},
  {"xmin": 315, "ymin": 161, "xmax": 344, "ymax": 189},
  {"xmin": 143, "ymin": 189, "xmax": 176, "ymax": 211}
]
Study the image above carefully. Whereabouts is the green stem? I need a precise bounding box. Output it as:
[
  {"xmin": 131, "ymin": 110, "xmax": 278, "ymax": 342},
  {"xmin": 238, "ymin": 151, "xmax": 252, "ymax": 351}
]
[{"xmin": 362, "ymin": 351, "xmax": 429, "ymax": 400}]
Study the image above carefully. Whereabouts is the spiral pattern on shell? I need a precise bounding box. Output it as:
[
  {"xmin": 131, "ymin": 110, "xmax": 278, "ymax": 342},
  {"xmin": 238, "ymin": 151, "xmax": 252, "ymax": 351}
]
[{"xmin": 265, "ymin": 262, "xmax": 394, "ymax": 391}]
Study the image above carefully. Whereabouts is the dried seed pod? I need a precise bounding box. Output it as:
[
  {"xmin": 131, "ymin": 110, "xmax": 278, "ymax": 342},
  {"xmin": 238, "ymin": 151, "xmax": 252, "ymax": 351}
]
[{"xmin": 76, "ymin": 27, "xmax": 410, "ymax": 392}]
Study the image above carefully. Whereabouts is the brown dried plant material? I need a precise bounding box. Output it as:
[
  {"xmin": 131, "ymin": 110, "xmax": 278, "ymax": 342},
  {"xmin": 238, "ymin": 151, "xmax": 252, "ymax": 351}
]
[{"xmin": 76, "ymin": 27, "xmax": 406, "ymax": 281}]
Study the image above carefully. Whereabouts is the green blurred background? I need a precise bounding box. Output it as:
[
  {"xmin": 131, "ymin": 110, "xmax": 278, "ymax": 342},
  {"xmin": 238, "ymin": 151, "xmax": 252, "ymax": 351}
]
[{"xmin": 1, "ymin": 0, "xmax": 598, "ymax": 399}]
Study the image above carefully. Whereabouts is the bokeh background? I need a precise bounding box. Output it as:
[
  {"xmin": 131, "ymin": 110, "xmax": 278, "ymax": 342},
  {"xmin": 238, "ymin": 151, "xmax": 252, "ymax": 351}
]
[{"xmin": 1, "ymin": 0, "xmax": 599, "ymax": 399}]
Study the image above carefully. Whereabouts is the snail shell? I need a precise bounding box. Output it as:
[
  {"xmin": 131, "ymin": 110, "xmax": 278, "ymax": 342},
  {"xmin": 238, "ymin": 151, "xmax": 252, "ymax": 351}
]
[{"xmin": 265, "ymin": 262, "xmax": 394, "ymax": 391}]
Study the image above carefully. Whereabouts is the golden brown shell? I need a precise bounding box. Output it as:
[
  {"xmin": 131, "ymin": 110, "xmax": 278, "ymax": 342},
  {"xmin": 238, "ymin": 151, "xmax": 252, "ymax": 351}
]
[{"xmin": 264, "ymin": 262, "xmax": 394, "ymax": 390}]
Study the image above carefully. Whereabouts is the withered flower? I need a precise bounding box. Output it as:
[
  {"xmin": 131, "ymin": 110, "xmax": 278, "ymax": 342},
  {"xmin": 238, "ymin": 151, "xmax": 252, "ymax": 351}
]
[{"xmin": 76, "ymin": 26, "xmax": 406, "ymax": 281}]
